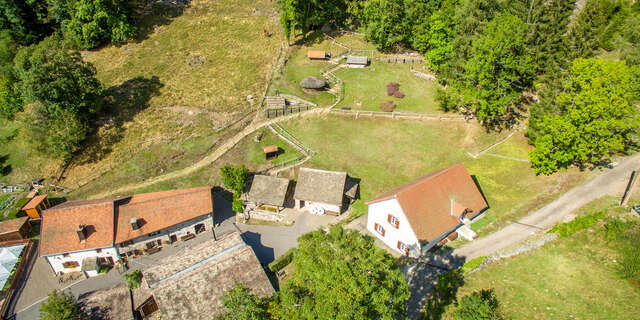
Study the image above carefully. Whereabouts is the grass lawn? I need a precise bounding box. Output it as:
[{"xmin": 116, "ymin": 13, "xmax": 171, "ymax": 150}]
[
  {"xmin": 335, "ymin": 63, "xmax": 441, "ymax": 113},
  {"xmin": 44, "ymin": 0, "xmax": 281, "ymax": 198},
  {"xmin": 449, "ymin": 197, "xmax": 640, "ymax": 320},
  {"xmin": 277, "ymin": 115, "xmax": 589, "ymax": 234}
]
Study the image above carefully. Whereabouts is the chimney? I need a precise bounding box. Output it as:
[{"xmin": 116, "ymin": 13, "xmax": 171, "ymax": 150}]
[
  {"xmin": 130, "ymin": 217, "xmax": 139, "ymax": 231},
  {"xmin": 76, "ymin": 225, "xmax": 86, "ymax": 242}
]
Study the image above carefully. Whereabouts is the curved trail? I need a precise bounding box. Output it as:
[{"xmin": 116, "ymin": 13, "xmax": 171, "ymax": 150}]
[{"xmin": 90, "ymin": 108, "xmax": 329, "ymax": 198}]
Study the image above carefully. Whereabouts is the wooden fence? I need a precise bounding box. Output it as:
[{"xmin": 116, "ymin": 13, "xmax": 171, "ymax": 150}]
[
  {"xmin": 330, "ymin": 108, "xmax": 466, "ymax": 121},
  {"xmin": 265, "ymin": 106, "xmax": 310, "ymax": 119},
  {"xmin": 379, "ymin": 56, "xmax": 424, "ymax": 64}
]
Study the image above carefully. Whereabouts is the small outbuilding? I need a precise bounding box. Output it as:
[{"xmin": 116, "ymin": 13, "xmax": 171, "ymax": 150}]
[
  {"xmin": 263, "ymin": 145, "xmax": 278, "ymax": 161},
  {"xmin": 307, "ymin": 50, "xmax": 330, "ymax": 60},
  {"xmin": 346, "ymin": 55, "xmax": 369, "ymax": 68},
  {"xmin": 21, "ymin": 194, "xmax": 50, "ymax": 219},
  {"xmin": 294, "ymin": 167, "xmax": 357, "ymax": 215},
  {"xmin": 265, "ymin": 96, "xmax": 286, "ymax": 109},
  {"xmin": 245, "ymin": 175, "xmax": 292, "ymax": 214},
  {"xmin": 0, "ymin": 217, "xmax": 31, "ymax": 241}
]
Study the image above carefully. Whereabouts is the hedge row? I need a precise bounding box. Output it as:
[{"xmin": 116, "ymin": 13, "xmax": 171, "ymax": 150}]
[{"xmin": 269, "ymin": 248, "xmax": 297, "ymax": 272}]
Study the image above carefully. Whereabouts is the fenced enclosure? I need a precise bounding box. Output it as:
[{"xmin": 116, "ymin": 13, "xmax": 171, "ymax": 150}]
[{"xmin": 265, "ymin": 106, "xmax": 310, "ymax": 118}]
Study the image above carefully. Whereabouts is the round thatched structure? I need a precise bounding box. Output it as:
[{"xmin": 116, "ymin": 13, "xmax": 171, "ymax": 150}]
[{"xmin": 300, "ymin": 76, "xmax": 327, "ymax": 89}]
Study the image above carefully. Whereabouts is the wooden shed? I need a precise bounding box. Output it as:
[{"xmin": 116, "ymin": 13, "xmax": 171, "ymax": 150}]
[
  {"xmin": 264, "ymin": 145, "xmax": 278, "ymax": 161},
  {"xmin": 21, "ymin": 194, "xmax": 50, "ymax": 219},
  {"xmin": 265, "ymin": 96, "xmax": 286, "ymax": 109},
  {"xmin": 0, "ymin": 217, "xmax": 31, "ymax": 241},
  {"xmin": 307, "ymin": 50, "xmax": 329, "ymax": 60}
]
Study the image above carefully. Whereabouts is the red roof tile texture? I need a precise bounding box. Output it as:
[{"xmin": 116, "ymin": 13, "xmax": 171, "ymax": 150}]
[
  {"xmin": 367, "ymin": 164, "xmax": 487, "ymax": 242},
  {"xmin": 0, "ymin": 216, "xmax": 30, "ymax": 235},
  {"xmin": 40, "ymin": 186, "xmax": 213, "ymax": 256},
  {"xmin": 114, "ymin": 186, "xmax": 213, "ymax": 243},
  {"xmin": 40, "ymin": 199, "xmax": 115, "ymax": 256},
  {"xmin": 22, "ymin": 194, "xmax": 47, "ymax": 210}
]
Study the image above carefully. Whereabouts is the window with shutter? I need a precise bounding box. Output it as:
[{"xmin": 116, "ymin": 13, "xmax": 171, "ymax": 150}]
[
  {"xmin": 397, "ymin": 241, "xmax": 409, "ymax": 256},
  {"xmin": 374, "ymin": 223, "xmax": 385, "ymax": 237},
  {"xmin": 387, "ymin": 214, "xmax": 399, "ymax": 229}
]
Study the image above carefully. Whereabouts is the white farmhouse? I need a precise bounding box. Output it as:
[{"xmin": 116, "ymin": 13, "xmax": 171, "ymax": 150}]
[
  {"xmin": 40, "ymin": 199, "xmax": 121, "ymax": 277},
  {"xmin": 40, "ymin": 186, "xmax": 215, "ymax": 277},
  {"xmin": 293, "ymin": 167, "xmax": 358, "ymax": 215},
  {"xmin": 366, "ymin": 164, "xmax": 488, "ymax": 257}
]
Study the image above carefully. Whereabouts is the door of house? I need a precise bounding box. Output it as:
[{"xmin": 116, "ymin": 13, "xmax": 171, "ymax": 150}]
[{"xmin": 170, "ymin": 234, "xmax": 177, "ymax": 243}]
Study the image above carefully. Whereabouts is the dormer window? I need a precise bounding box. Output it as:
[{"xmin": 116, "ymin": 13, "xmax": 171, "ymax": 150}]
[{"xmin": 387, "ymin": 214, "xmax": 399, "ymax": 229}]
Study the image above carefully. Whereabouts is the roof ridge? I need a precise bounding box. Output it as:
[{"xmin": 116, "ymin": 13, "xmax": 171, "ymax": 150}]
[
  {"xmin": 45, "ymin": 200, "xmax": 113, "ymax": 212},
  {"xmin": 367, "ymin": 164, "xmax": 463, "ymax": 204},
  {"xmin": 123, "ymin": 186, "xmax": 212, "ymax": 206},
  {"xmin": 299, "ymin": 167, "xmax": 347, "ymax": 175}
]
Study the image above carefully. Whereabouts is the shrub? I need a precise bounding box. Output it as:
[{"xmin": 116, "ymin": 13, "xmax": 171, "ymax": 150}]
[
  {"xmin": 269, "ymin": 248, "xmax": 297, "ymax": 272},
  {"xmin": 453, "ymin": 289, "xmax": 503, "ymax": 320},
  {"xmin": 380, "ymin": 100, "xmax": 395, "ymax": 112},
  {"xmin": 550, "ymin": 211, "xmax": 606, "ymax": 237},
  {"xmin": 461, "ymin": 256, "xmax": 486, "ymax": 274},
  {"xmin": 220, "ymin": 164, "xmax": 249, "ymax": 194},
  {"xmin": 394, "ymin": 91, "xmax": 405, "ymax": 98},
  {"xmin": 232, "ymin": 192, "xmax": 243, "ymax": 213}
]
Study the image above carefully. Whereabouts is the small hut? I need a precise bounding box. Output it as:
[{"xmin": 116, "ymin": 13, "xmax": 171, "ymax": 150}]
[
  {"xmin": 346, "ymin": 56, "xmax": 369, "ymax": 68},
  {"xmin": 307, "ymin": 50, "xmax": 330, "ymax": 60},
  {"xmin": 264, "ymin": 145, "xmax": 278, "ymax": 161},
  {"xmin": 21, "ymin": 194, "xmax": 50, "ymax": 219},
  {"xmin": 265, "ymin": 96, "xmax": 285, "ymax": 109}
]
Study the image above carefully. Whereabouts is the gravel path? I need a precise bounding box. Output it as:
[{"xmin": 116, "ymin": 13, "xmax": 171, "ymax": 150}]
[{"xmin": 454, "ymin": 153, "xmax": 640, "ymax": 260}]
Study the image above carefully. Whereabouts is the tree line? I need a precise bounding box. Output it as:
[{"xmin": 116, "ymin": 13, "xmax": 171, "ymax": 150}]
[
  {"xmin": 279, "ymin": 0, "xmax": 640, "ymax": 175},
  {"xmin": 0, "ymin": 0, "xmax": 137, "ymax": 160}
]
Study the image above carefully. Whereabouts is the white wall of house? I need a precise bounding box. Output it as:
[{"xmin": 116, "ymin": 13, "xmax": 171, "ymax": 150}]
[
  {"xmin": 44, "ymin": 247, "xmax": 119, "ymax": 277},
  {"xmin": 367, "ymin": 198, "xmax": 420, "ymax": 257},
  {"xmin": 117, "ymin": 214, "xmax": 213, "ymax": 254},
  {"xmin": 295, "ymin": 199, "xmax": 341, "ymax": 214}
]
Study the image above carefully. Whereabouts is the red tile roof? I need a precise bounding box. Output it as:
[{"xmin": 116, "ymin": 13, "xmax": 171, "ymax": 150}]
[
  {"xmin": 367, "ymin": 164, "xmax": 487, "ymax": 242},
  {"xmin": 0, "ymin": 217, "xmax": 29, "ymax": 235},
  {"xmin": 40, "ymin": 186, "xmax": 214, "ymax": 256},
  {"xmin": 307, "ymin": 50, "xmax": 326, "ymax": 59},
  {"xmin": 40, "ymin": 199, "xmax": 115, "ymax": 256},
  {"xmin": 114, "ymin": 186, "xmax": 213, "ymax": 244},
  {"xmin": 22, "ymin": 195, "xmax": 47, "ymax": 210}
]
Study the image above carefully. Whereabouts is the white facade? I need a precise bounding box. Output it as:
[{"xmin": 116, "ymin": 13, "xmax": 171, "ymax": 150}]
[
  {"xmin": 117, "ymin": 214, "xmax": 213, "ymax": 255},
  {"xmin": 295, "ymin": 199, "xmax": 341, "ymax": 214},
  {"xmin": 366, "ymin": 198, "xmax": 420, "ymax": 257},
  {"xmin": 44, "ymin": 247, "xmax": 119, "ymax": 277}
]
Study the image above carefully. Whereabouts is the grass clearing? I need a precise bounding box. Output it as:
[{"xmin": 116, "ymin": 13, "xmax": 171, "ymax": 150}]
[
  {"xmin": 450, "ymin": 197, "xmax": 640, "ymax": 320},
  {"xmin": 277, "ymin": 114, "xmax": 588, "ymax": 234},
  {"xmin": 335, "ymin": 63, "xmax": 441, "ymax": 113}
]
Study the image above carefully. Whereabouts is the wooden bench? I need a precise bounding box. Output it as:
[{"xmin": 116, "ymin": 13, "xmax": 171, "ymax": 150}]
[{"xmin": 180, "ymin": 233, "xmax": 196, "ymax": 241}]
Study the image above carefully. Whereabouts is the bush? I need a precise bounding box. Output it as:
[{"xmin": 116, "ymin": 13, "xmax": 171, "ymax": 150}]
[
  {"xmin": 380, "ymin": 100, "xmax": 396, "ymax": 112},
  {"xmin": 550, "ymin": 211, "xmax": 606, "ymax": 237},
  {"xmin": 220, "ymin": 164, "xmax": 249, "ymax": 194},
  {"xmin": 394, "ymin": 91, "xmax": 405, "ymax": 98},
  {"xmin": 453, "ymin": 289, "xmax": 503, "ymax": 320},
  {"xmin": 269, "ymin": 248, "xmax": 297, "ymax": 272},
  {"xmin": 461, "ymin": 256, "xmax": 486, "ymax": 274},
  {"xmin": 232, "ymin": 192, "xmax": 243, "ymax": 213}
]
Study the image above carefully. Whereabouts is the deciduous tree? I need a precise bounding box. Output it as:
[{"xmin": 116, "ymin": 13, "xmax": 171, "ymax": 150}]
[
  {"xmin": 271, "ymin": 226, "xmax": 410, "ymax": 319},
  {"xmin": 528, "ymin": 59, "xmax": 640, "ymax": 175},
  {"xmin": 39, "ymin": 290, "xmax": 80, "ymax": 320},
  {"xmin": 453, "ymin": 289, "xmax": 503, "ymax": 320},
  {"xmin": 220, "ymin": 164, "xmax": 249, "ymax": 194},
  {"xmin": 217, "ymin": 282, "xmax": 270, "ymax": 320}
]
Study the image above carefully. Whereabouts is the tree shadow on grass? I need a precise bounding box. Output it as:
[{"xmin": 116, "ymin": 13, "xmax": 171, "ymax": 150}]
[
  {"xmin": 0, "ymin": 154, "xmax": 11, "ymax": 176},
  {"xmin": 72, "ymin": 76, "xmax": 164, "ymax": 166},
  {"xmin": 129, "ymin": 0, "xmax": 191, "ymax": 44}
]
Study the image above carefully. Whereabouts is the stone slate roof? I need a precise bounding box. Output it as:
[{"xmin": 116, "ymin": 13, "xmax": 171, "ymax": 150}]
[
  {"xmin": 294, "ymin": 167, "xmax": 347, "ymax": 206},
  {"xmin": 143, "ymin": 232, "xmax": 274, "ymax": 319},
  {"xmin": 266, "ymin": 96, "xmax": 285, "ymax": 109},
  {"xmin": 367, "ymin": 164, "xmax": 488, "ymax": 242},
  {"xmin": 346, "ymin": 55, "xmax": 368, "ymax": 65},
  {"xmin": 247, "ymin": 175, "xmax": 290, "ymax": 207},
  {"xmin": 79, "ymin": 283, "xmax": 152, "ymax": 320}
]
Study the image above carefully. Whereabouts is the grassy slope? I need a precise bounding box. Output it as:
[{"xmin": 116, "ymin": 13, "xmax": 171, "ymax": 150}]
[
  {"xmin": 452, "ymin": 196, "xmax": 640, "ymax": 320},
  {"xmin": 278, "ymin": 115, "xmax": 589, "ymax": 233},
  {"xmin": 58, "ymin": 0, "xmax": 282, "ymax": 198}
]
